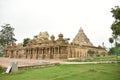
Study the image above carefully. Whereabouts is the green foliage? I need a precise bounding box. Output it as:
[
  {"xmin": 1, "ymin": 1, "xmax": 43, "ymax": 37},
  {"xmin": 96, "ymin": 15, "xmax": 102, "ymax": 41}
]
[
  {"xmin": 67, "ymin": 56, "xmax": 120, "ymax": 62},
  {"xmin": 0, "ymin": 45, "xmax": 3, "ymax": 57},
  {"xmin": 109, "ymin": 47, "xmax": 120, "ymax": 55},
  {"xmin": 0, "ymin": 24, "xmax": 17, "ymax": 47},
  {"xmin": 0, "ymin": 53, "xmax": 3, "ymax": 57},
  {"xmin": 109, "ymin": 6, "xmax": 120, "ymax": 48},
  {"xmin": 116, "ymin": 43, "xmax": 120, "ymax": 47},
  {"xmin": 109, "ymin": 47, "xmax": 116, "ymax": 55},
  {"xmin": 109, "ymin": 37, "xmax": 114, "ymax": 46},
  {"xmin": 0, "ymin": 66, "xmax": 4, "ymax": 73},
  {"xmin": 94, "ymin": 56, "xmax": 120, "ymax": 61},
  {"xmin": 111, "ymin": 6, "xmax": 120, "ymax": 37},
  {"xmin": 87, "ymin": 49, "xmax": 95, "ymax": 57},
  {"xmin": 0, "ymin": 64, "xmax": 120, "ymax": 80},
  {"xmin": 101, "ymin": 52, "xmax": 106, "ymax": 56},
  {"xmin": 111, "ymin": 6, "xmax": 120, "ymax": 20},
  {"xmin": 23, "ymin": 38, "xmax": 31, "ymax": 47},
  {"xmin": 111, "ymin": 22, "xmax": 120, "ymax": 36}
]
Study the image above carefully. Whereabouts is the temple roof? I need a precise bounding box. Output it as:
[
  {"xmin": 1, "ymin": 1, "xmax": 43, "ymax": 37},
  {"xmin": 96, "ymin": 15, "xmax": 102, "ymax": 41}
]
[{"xmin": 72, "ymin": 27, "xmax": 93, "ymax": 46}]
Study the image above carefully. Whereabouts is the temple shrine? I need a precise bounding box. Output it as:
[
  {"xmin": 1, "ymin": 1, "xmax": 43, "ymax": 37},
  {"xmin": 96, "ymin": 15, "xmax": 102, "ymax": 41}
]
[{"xmin": 4, "ymin": 28, "xmax": 107, "ymax": 59}]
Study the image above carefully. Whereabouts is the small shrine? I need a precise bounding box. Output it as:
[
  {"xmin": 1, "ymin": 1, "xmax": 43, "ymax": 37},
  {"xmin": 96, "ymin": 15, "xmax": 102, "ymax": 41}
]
[{"xmin": 4, "ymin": 28, "xmax": 107, "ymax": 59}]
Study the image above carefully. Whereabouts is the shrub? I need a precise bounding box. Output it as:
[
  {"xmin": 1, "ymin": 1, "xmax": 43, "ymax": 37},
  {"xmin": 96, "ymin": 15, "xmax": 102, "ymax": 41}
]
[
  {"xmin": 0, "ymin": 66, "xmax": 4, "ymax": 73},
  {"xmin": 0, "ymin": 52, "xmax": 3, "ymax": 57}
]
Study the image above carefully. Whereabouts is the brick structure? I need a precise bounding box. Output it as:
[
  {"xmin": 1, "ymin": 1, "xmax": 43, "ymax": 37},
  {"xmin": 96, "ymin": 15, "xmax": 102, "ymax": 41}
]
[{"xmin": 4, "ymin": 28, "xmax": 107, "ymax": 59}]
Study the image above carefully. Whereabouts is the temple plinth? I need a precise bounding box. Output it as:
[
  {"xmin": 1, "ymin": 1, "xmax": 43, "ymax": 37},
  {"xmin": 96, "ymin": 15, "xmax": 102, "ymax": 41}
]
[{"xmin": 4, "ymin": 29, "xmax": 107, "ymax": 59}]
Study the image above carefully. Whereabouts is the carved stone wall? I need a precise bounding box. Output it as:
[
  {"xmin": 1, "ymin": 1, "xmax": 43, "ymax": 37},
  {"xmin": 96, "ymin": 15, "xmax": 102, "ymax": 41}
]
[
  {"xmin": 4, "ymin": 31, "xmax": 107, "ymax": 59},
  {"xmin": 72, "ymin": 27, "xmax": 93, "ymax": 46}
]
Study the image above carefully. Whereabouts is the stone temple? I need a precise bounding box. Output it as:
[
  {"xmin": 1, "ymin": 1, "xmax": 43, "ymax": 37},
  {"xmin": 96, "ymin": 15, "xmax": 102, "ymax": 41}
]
[
  {"xmin": 73, "ymin": 27, "xmax": 93, "ymax": 46},
  {"xmin": 4, "ymin": 28, "xmax": 107, "ymax": 59}
]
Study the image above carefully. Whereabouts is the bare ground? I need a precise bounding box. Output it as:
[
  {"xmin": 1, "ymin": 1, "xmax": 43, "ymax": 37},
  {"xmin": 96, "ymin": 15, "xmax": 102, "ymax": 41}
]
[{"xmin": 0, "ymin": 57, "xmax": 63, "ymax": 68}]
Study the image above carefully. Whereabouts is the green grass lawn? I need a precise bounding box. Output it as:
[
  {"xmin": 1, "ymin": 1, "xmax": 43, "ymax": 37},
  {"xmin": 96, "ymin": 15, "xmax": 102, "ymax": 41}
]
[
  {"xmin": 67, "ymin": 55, "xmax": 120, "ymax": 62},
  {"xmin": 0, "ymin": 63, "xmax": 120, "ymax": 80}
]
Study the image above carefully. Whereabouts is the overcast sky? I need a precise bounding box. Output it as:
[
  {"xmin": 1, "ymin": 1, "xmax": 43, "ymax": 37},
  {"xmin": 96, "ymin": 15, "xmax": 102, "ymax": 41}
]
[{"xmin": 0, "ymin": 0, "xmax": 120, "ymax": 48}]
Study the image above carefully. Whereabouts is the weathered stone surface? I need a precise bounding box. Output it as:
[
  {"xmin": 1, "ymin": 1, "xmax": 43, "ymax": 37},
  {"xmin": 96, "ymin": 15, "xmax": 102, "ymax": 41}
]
[
  {"xmin": 72, "ymin": 27, "xmax": 93, "ymax": 46},
  {"xmin": 4, "ymin": 30, "xmax": 107, "ymax": 60},
  {"xmin": 6, "ymin": 61, "xmax": 18, "ymax": 73},
  {"xmin": 37, "ymin": 32, "xmax": 49, "ymax": 41},
  {"xmin": 11, "ymin": 62, "xmax": 18, "ymax": 73},
  {"xmin": 6, "ymin": 64, "xmax": 12, "ymax": 73}
]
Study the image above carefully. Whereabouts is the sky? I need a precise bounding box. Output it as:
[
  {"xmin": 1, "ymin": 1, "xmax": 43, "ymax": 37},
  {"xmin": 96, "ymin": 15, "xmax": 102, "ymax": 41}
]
[{"xmin": 0, "ymin": 0, "xmax": 120, "ymax": 48}]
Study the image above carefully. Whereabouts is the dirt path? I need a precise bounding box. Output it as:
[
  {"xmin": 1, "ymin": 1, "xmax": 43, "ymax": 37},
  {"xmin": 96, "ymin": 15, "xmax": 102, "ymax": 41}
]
[
  {"xmin": 0, "ymin": 57, "xmax": 119, "ymax": 68},
  {"xmin": 0, "ymin": 57, "xmax": 63, "ymax": 68}
]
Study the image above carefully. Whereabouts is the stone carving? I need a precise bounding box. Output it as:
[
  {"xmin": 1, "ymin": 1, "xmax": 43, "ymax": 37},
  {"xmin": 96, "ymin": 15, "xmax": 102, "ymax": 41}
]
[
  {"xmin": 56, "ymin": 33, "xmax": 66, "ymax": 44},
  {"xmin": 6, "ymin": 62, "xmax": 18, "ymax": 73},
  {"xmin": 72, "ymin": 27, "xmax": 93, "ymax": 46},
  {"xmin": 35, "ymin": 32, "xmax": 50, "ymax": 45},
  {"xmin": 37, "ymin": 32, "xmax": 49, "ymax": 41},
  {"xmin": 4, "ymin": 30, "xmax": 107, "ymax": 60}
]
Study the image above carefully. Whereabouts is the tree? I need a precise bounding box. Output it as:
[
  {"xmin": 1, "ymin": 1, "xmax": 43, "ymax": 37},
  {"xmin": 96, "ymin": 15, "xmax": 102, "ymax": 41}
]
[
  {"xmin": 0, "ymin": 24, "xmax": 17, "ymax": 47},
  {"xmin": 109, "ymin": 37, "xmax": 114, "ymax": 47},
  {"xmin": 111, "ymin": 6, "xmax": 120, "ymax": 47},
  {"xmin": 33, "ymin": 35, "xmax": 38, "ymax": 39},
  {"xmin": 108, "ymin": 47, "xmax": 115, "ymax": 55},
  {"xmin": 23, "ymin": 38, "xmax": 31, "ymax": 47},
  {"xmin": 87, "ymin": 49, "xmax": 95, "ymax": 61},
  {"xmin": 111, "ymin": 6, "xmax": 120, "ymax": 21},
  {"xmin": 87, "ymin": 49, "xmax": 95, "ymax": 57}
]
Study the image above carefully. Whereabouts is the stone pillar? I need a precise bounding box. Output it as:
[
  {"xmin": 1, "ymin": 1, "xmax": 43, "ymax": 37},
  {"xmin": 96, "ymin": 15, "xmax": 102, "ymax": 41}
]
[
  {"xmin": 52, "ymin": 48, "xmax": 54, "ymax": 58},
  {"xmin": 42, "ymin": 48, "xmax": 44, "ymax": 59},
  {"xmin": 33, "ymin": 48, "xmax": 35, "ymax": 59},
  {"xmin": 50, "ymin": 47, "xmax": 52, "ymax": 59},
  {"xmin": 36, "ymin": 48, "xmax": 38, "ymax": 59},
  {"xmin": 69, "ymin": 48, "xmax": 72, "ymax": 58},
  {"xmin": 11, "ymin": 50, "xmax": 13, "ymax": 58},
  {"xmin": 37, "ymin": 48, "xmax": 39, "ymax": 59},
  {"xmin": 46, "ymin": 48, "xmax": 49, "ymax": 59},
  {"xmin": 25, "ymin": 49, "xmax": 27, "ymax": 58},
  {"xmin": 48, "ymin": 47, "xmax": 50, "ymax": 59},
  {"xmin": 30, "ymin": 48, "xmax": 32, "ymax": 59},
  {"xmin": 28, "ymin": 49, "xmax": 30, "ymax": 59},
  {"xmin": 57, "ymin": 46, "xmax": 59, "ymax": 59},
  {"xmin": 28, "ymin": 48, "xmax": 30, "ymax": 59},
  {"xmin": 31, "ymin": 48, "xmax": 33, "ymax": 59},
  {"xmin": 38, "ymin": 48, "xmax": 40, "ymax": 58},
  {"xmin": 54, "ymin": 47, "xmax": 57, "ymax": 59},
  {"xmin": 78, "ymin": 50, "xmax": 80, "ymax": 57},
  {"xmin": 38, "ymin": 48, "xmax": 41, "ymax": 59},
  {"xmin": 33, "ymin": 48, "xmax": 35, "ymax": 58}
]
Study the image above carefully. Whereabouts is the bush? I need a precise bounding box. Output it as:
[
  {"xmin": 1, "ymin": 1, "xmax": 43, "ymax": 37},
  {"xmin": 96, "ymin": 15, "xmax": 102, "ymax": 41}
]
[
  {"xmin": 0, "ymin": 66, "xmax": 4, "ymax": 73},
  {"xmin": 0, "ymin": 53, "xmax": 3, "ymax": 57},
  {"xmin": 96, "ymin": 54, "xmax": 100, "ymax": 57}
]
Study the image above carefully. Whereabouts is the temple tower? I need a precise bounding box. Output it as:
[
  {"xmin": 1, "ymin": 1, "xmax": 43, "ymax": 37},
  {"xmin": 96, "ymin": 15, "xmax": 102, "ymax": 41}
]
[{"xmin": 72, "ymin": 27, "xmax": 93, "ymax": 46}]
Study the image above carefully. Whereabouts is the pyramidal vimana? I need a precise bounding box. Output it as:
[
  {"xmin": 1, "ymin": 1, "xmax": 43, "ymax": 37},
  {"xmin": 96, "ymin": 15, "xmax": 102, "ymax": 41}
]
[{"xmin": 4, "ymin": 27, "xmax": 107, "ymax": 59}]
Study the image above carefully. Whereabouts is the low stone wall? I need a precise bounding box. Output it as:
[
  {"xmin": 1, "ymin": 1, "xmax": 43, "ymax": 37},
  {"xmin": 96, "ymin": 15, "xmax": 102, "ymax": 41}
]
[
  {"xmin": 18, "ymin": 63, "xmax": 59, "ymax": 70},
  {"xmin": 60, "ymin": 61, "xmax": 120, "ymax": 64}
]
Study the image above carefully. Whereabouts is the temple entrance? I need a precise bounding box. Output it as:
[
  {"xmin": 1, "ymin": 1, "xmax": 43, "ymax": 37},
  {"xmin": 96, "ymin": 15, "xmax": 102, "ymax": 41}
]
[
  {"xmin": 10, "ymin": 51, "xmax": 13, "ymax": 58},
  {"xmin": 50, "ymin": 53, "xmax": 53, "ymax": 59}
]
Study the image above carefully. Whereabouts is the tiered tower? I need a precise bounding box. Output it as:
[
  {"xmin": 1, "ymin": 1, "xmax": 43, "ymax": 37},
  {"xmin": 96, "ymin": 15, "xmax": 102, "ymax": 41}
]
[{"xmin": 72, "ymin": 27, "xmax": 93, "ymax": 46}]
